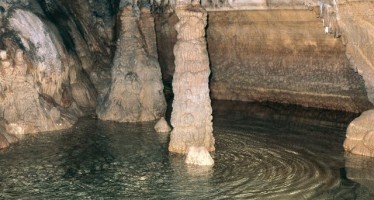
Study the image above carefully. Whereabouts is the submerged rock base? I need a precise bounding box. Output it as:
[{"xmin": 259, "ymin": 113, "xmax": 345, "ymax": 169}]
[
  {"xmin": 154, "ymin": 117, "xmax": 171, "ymax": 133},
  {"xmin": 168, "ymin": 1, "xmax": 215, "ymax": 154},
  {"xmin": 185, "ymin": 146, "xmax": 214, "ymax": 166},
  {"xmin": 344, "ymin": 110, "xmax": 374, "ymax": 157},
  {"xmin": 0, "ymin": 119, "xmax": 18, "ymax": 149}
]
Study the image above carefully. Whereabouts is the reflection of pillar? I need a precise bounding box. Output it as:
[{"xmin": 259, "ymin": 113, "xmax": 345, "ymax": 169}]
[
  {"xmin": 345, "ymin": 153, "xmax": 374, "ymax": 191},
  {"xmin": 169, "ymin": 0, "xmax": 215, "ymax": 154}
]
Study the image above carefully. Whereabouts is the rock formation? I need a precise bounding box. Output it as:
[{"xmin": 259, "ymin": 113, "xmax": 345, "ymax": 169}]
[
  {"xmin": 333, "ymin": 1, "xmax": 374, "ymax": 157},
  {"xmin": 97, "ymin": 6, "xmax": 167, "ymax": 122},
  {"xmin": 336, "ymin": 1, "xmax": 374, "ymax": 104},
  {"xmin": 0, "ymin": 119, "xmax": 10, "ymax": 149},
  {"xmin": 0, "ymin": 118, "xmax": 18, "ymax": 149},
  {"xmin": 155, "ymin": 4, "xmax": 372, "ymax": 113},
  {"xmin": 185, "ymin": 146, "xmax": 214, "ymax": 166},
  {"xmin": 154, "ymin": 117, "xmax": 171, "ymax": 132},
  {"xmin": 168, "ymin": 0, "xmax": 215, "ymax": 155},
  {"xmin": 37, "ymin": 0, "xmax": 119, "ymax": 102},
  {"xmin": 0, "ymin": 1, "xmax": 100, "ymax": 141},
  {"xmin": 344, "ymin": 110, "xmax": 374, "ymax": 157},
  {"xmin": 0, "ymin": 48, "xmax": 80, "ymax": 134}
]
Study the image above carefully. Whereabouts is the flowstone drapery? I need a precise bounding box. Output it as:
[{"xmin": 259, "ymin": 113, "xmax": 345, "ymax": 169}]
[{"xmin": 168, "ymin": 0, "xmax": 215, "ymax": 157}]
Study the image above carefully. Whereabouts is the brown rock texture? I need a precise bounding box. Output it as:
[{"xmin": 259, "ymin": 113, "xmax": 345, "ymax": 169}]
[
  {"xmin": 0, "ymin": 119, "xmax": 18, "ymax": 150},
  {"xmin": 156, "ymin": 9, "xmax": 372, "ymax": 112},
  {"xmin": 0, "ymin": 133, "xmax": 9, "ymax": 149},
  {"xmin": 337, "ymin": 1, "xmax": 374, "ymax": 157},
  {"xmin": 0, "ymin": 3, "xmax": 105, "ymax": 136},
  {"xmin": 0, "ymin": 5, "xmax": 99, "ymax": 136},
  {"xmin": 208, "ymin": 9, "xmax": 371, "ymax": 113},
  {"xmin": 344, "ymin": 110, "xmax": 374, "ymax": 157},
  {"xmin": 337, "ymin": 1, "xmax": 374, "ymax": 104},
  {"xmin": 168, "ymin": 1, "xmax": 215, "ymax": 154},
  {"xmin": 0, "ymin": 120, "xmax": 9, "ymax": 149},
  {"xmin": 0, "ymin": 49, "xmax": 80, "ymax": 134},
  {"xmin": 97, "ymin": 6, "xmax": 167, "ymax": 122}
]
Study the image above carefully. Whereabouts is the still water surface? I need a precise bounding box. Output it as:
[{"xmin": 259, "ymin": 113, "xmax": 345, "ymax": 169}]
[{"xmin": 1, "ymin": 101, "xmax": 374, "ymax": 199}]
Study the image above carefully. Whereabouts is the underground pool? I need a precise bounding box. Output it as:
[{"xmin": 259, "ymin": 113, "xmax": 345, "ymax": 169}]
[{"xmin": 1, "ymin": 101, "xmax": 374, "ymax": 199}]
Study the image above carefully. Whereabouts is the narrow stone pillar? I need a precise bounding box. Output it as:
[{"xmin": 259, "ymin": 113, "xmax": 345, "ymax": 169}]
[{"xmin": 169, "ymin": 0, "xmax": 215, "ymax": 154}]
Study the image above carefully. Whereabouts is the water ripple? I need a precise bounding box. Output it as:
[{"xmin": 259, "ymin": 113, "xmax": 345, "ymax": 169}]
[
  {"xmin": 1, "ymin": 102, "xmax": 374, "ymax": 199},
  {"xmin": 204, "ymin": 128, "xmax": 335, "ymax": 199}
]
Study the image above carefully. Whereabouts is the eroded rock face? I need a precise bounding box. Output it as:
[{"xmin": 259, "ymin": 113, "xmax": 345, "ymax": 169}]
[
  {"xmin": 36, "ymin": 0, "xmax": 119, "ymax": 102},
  {"xmin": 168, "ymin": 1, "xmax": 215, "ymax": 154},
  {"xmin": 0, "ymin": 49, "xmax": 80, "ymax": 134},
  {"xmin": 97, "ymin": 6, "xmax": 167, "ymax": 122},
  {"xmin": 0, "ymin": 1, "xmax": 99, "ymax": 136},
  {"xmin": 344, "ymin": 110, "xmax": 374, "ymax": 157}
]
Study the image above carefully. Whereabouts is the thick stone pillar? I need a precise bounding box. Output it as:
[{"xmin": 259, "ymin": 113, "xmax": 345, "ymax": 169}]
[
  {"xmin": 97, "ymin": 6, "xmax": 167, "ymax": 122},
  {"xmin": 168, "ymin": 0, "xmax": 215, "ymax": 154}
]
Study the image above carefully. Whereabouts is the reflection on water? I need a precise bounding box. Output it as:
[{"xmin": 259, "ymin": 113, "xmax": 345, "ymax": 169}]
[
  {"xmin": 1, "ymin": 100, "xmax": 374, "ymax": 199},
  {"xmin": 345, "ymin": 154, "xmax": 374, "ymax": 192}
]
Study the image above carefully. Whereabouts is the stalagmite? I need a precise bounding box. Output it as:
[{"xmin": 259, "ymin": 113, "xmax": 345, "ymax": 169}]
[
  {"xmin": 154, "ymin": 117, "xmax": 172, "ymax": 133},
  {"xmin": 97, "ymin": 5, "xmax": 167, "ymax": 122},
  {"xmin": 168, "ymin": 0, "xmax": 215, "ymax": 159}
]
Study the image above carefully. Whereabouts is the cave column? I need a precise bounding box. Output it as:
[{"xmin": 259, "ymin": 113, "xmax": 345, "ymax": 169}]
[
  {"xmin": 96, "ymin": 6, "xmax": 167, "ymax": 122},
  {"xmin": 168, "ymin": 0, "xmax": 215, "ymax": 158}
]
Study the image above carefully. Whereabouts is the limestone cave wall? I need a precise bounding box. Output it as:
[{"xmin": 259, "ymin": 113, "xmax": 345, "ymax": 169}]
[
  {"xmin": 0, "ymin": 0, "xmax": 120, "ymax": 147},
  {"xmin": 337, "ymin": 1, "xmax": 374, "ymax": 104},
  {"xmin": 156, "ymin": 7, "xmax": 373, "ymax": 113}
]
